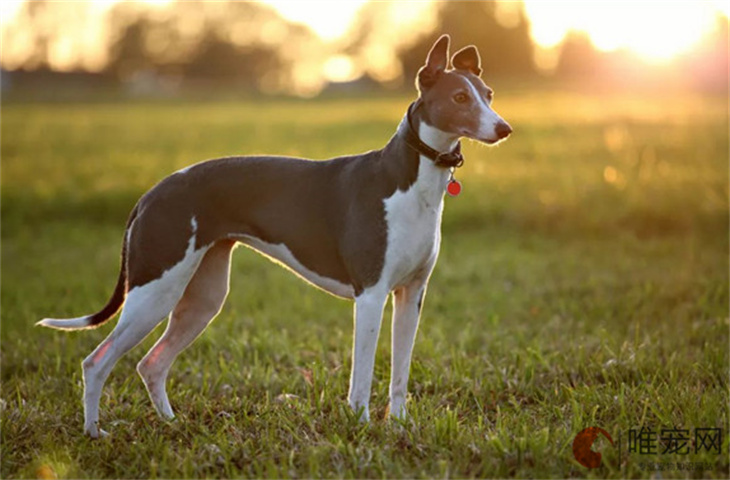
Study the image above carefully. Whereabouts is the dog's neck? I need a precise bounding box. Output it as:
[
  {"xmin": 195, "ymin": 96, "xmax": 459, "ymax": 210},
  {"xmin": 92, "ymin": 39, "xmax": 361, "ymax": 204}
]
[
  {"xmin": 408, "ymin": 100, "xmax": 460, "ymax": 155},
  {"xmin": 382, "ymin": 102, "xmax": 456, "ymax": 207},
  {"xmin": 416, "ymin": 121, "xmax": 460, "ymax": 156}
]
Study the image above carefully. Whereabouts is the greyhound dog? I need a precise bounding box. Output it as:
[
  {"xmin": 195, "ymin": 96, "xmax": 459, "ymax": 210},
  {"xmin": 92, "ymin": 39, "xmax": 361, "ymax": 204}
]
[{"xmin": 38, "ymin": 35, "xmax": 511, "ymax": 438}]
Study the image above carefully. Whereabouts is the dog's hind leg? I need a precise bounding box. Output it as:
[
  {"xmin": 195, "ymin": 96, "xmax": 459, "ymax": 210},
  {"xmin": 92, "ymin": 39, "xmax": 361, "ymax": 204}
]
[
  {"xmin": 82, "ymin": 243, "xmax": 209, "ymax": 438},
  {"xmin": 137, "ymin": 240, "xmax": 235, "ymax": 420}
]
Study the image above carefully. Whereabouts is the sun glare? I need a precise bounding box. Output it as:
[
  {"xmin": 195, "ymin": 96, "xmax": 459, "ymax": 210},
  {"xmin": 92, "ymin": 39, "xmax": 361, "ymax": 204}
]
[
  {"xmin": 323, "ymin": 54, "xmax": 360, "ymax": 83},
  {"xmin": 264, "ymin": 0, "xmax": 368, "ymax": 41},
  {"xmin": 524, "ymin": 1, "xmax": 723, "ymax": 62}
]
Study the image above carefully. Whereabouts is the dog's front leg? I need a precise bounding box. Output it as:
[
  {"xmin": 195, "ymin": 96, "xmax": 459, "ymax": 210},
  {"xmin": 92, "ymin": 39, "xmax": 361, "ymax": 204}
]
[
  {"xmin": 389, "ymin": 282, "xmax": 426, "ymax": 420},
  {"xmin": 348, "ymin": 287, "xmax": 388, "ymax": 422}
]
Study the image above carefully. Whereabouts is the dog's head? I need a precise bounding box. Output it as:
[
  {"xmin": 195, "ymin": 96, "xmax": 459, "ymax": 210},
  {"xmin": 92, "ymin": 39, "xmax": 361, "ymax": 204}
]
[{"xmin": 416, "ymin": 35, "xmax": 511, "ymax": 145}]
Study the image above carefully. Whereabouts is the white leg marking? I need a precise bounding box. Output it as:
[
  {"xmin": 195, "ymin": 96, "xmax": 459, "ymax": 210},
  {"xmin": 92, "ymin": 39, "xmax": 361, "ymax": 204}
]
[
  {"xmin": 82, "ymin": 235, "xmax": 208, "ymax": 438},
  {"xmin": 389, "ymin": 283, "xmax": 425, "ymax": 420},
  {"xmin": 137, "ymin": 240, "xmax": 234, "ymax": 420},
  {"xmin": 348, "ymin": 287, "xmax": 389, "ymax": 421}
]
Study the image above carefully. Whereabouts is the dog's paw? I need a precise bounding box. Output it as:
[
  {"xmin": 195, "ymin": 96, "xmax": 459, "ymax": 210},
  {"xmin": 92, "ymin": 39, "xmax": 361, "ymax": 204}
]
[
  {"xmin": 386, "ymin": 403, "xmax": 414, "ymax": 431},
  {"xmin": 157, "ymin": 406, "xmax": 176, "ymax": 421},
  {"xmin": 346, "ymin": 403, "xmax": 370, "ymax": 424},
  {"xmin": 386, "ymin": 402, "xmax": 407, "ymax": 420},
  {"xmin": 85, "ymin": 424, "xmax": 110, "ymax": 439}
]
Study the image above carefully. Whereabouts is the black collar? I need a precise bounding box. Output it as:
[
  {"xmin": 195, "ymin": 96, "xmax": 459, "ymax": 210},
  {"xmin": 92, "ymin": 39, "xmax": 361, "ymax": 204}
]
[{"xmin": 403, "ymin": 101, "xmax": 464, "ymax": 169}]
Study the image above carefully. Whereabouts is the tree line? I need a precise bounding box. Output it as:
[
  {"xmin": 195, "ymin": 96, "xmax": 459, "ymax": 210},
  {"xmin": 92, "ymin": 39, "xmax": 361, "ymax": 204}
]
[{"xmin": 4, "ymin": 1, "xmax": 727, "ymax": 94}]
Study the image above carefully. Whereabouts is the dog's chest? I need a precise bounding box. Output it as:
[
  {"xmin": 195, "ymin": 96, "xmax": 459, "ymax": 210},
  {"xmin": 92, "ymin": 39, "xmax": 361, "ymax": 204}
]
[{"xmin": 380, "ymin": 158, "xmax": 447, "ymax": 288}]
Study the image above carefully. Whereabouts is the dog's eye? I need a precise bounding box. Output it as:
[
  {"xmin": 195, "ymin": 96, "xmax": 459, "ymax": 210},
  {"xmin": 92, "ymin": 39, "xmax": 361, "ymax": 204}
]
[{"xmin": 453, "ymin": 93, "xmax": 469, "ymax": 104}]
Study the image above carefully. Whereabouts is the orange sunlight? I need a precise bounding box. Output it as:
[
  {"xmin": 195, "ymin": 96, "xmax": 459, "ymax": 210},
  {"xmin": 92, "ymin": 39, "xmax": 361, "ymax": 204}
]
[
  {"xmin": 1, "ymin": 0, "xmax": 726, "ymax": 82},
  {"xmin": 523, "ymin": 0, "xmax": 725, "ymax": 63},
  {"xmin": 265, "ymin": 0, "xmax": 368, "ymax": 41}
]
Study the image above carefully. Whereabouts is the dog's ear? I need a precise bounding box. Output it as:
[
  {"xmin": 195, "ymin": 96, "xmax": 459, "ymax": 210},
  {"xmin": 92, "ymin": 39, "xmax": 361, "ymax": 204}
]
[
  {"xmin": 417, "ymin": 34, "xmax": 450, "ymax": 90},
  {"xmin": 452, "ymin": 45, "xmax": 482, "ymax": 76}
]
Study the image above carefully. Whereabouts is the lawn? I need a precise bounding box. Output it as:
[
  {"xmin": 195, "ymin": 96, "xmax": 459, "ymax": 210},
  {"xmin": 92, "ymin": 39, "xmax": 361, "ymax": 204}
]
[{"xmin": 1, "ymin": 88, "xmax": 728, "ymax": 478}]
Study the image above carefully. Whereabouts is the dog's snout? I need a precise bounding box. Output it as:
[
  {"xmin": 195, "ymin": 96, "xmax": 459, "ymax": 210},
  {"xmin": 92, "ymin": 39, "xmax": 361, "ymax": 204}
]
[{"xmin": 496, "ymin": 122, "xmax": 512, "ymax": 139}]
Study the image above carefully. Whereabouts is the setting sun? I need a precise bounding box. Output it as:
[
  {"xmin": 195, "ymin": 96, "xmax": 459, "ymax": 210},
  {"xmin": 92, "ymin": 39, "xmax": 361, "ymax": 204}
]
[{"xmin": 523, "ymin": 0, "xmax": 724, "ymax": 62}]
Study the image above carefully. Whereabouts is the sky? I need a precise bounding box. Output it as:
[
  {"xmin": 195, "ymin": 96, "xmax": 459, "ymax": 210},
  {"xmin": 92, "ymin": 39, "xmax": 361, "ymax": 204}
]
[{"xmin": 522, "ymin": 0, "xmax": 727, "ymax": 62}]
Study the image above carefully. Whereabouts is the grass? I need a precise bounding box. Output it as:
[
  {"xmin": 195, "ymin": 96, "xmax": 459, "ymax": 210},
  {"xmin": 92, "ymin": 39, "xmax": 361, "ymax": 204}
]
[{"xmin": 1, "ymin": 87, "xmax": 728, "ymax": 478}]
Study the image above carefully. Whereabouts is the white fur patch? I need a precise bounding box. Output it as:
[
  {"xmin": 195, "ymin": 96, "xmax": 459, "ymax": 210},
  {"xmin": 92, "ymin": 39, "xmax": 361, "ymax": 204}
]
[
  {"xmin": 233, "ymin": 235, "xmax": 356, "ymax": 299},
  {"xmin": 348, "ymin": 285, "xmax": 389, "ymax": 420},
  {"xmin": 120, "ymin": 233, "xmax": 208, "ymax": 328},
  {"xmin": 476, "ymin": 106, "xmax": 506, "ymax": 143},
  {"xmin": 37, "ymin": 315, "xmax": 94, "ymax": 330},
  {"xmin": 378, "ymin": 152, "xmax": 449, "ymax": 291},
  {"xmin": 174, "ymin": 165, "xmax": 193, "ymax": 175},
  {"xmin": 463, "ymin": 78, "xmax": 507, "ymax": 142}
]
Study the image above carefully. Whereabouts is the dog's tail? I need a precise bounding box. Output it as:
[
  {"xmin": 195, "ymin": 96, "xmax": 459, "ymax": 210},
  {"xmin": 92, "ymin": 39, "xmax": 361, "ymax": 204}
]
[{"xmin": 37, "ymin": 204, "xmax": 139, "ymax": 331}]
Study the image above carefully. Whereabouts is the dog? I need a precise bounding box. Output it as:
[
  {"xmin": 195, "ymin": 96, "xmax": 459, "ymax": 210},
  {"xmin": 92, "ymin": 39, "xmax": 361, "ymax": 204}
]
[{"xmin": 38, "ymin": 35, "xmax": 511, "ymax": 438}]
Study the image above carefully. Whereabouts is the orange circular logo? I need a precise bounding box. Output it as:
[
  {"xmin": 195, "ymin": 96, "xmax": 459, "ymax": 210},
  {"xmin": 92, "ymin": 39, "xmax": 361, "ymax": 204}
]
[{"xmin": 572, "ymin": 427, "xmax": 614, "ymax": 468}]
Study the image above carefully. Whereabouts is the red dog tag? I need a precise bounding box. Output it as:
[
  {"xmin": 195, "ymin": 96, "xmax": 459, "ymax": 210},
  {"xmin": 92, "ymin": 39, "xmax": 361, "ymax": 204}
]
[{"xmin": 447, "ymin": 179, "xmax": 462, "ymax": 197}]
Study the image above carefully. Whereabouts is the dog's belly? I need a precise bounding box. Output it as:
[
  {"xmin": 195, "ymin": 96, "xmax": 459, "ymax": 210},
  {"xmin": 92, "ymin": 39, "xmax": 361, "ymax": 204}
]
[{"xmin": 232, "ymin": 235, "xmax": 356, "ymax": 299}]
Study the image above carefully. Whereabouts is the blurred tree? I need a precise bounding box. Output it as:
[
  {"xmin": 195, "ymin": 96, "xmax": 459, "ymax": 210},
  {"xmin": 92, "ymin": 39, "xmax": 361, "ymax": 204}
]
[
  {"xmin": 327, "ymin": 1, "xmax": 436, "ymax": 86},
  {"xmin": 107, "ymin": 17, "xmax": 154, "ymax": 80},
  {"xmin": 396, "ymin": 1, "xmax": 535, "ymax": 83},
  {"xmin": 104, "ymin": 1, "xmax": 319, "ymax": 93},
  {"xmin": 22, "ymin": 0, "xmax": 51, "ymax": 69},
  {"xmin": 183, "ymin": 32, "xmax": 283, "ymax": 88},
  {"xmin": 4, "ymin": 0, "xmax": 99, "ymax": 71},
  {"xmin": 554, "ymin": 30, "xmax": 601, "ymax": 80}
]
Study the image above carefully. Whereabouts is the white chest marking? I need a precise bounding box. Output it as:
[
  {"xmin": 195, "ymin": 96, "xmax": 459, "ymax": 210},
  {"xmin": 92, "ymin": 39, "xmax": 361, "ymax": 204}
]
[
  {"xmin": 233, "ymin": 235, "xmax": 356, "ymax": 300},
  {"xmin": 379, "ymin": 156, "xmax": 449, "ymax": 290}
]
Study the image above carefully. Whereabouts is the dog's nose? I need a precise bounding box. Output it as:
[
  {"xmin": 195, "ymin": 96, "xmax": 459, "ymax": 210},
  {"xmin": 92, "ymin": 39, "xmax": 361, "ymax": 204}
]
[{"xmin": 496, "ymin": 122, "xmax": 512, "ymax": 139}]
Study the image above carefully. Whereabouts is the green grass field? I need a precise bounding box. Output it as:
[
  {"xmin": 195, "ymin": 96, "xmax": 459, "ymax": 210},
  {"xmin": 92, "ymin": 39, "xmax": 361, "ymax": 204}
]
[{"xmin": 1, "ymin": 88, "xmax": 728, "ymax": 478}]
